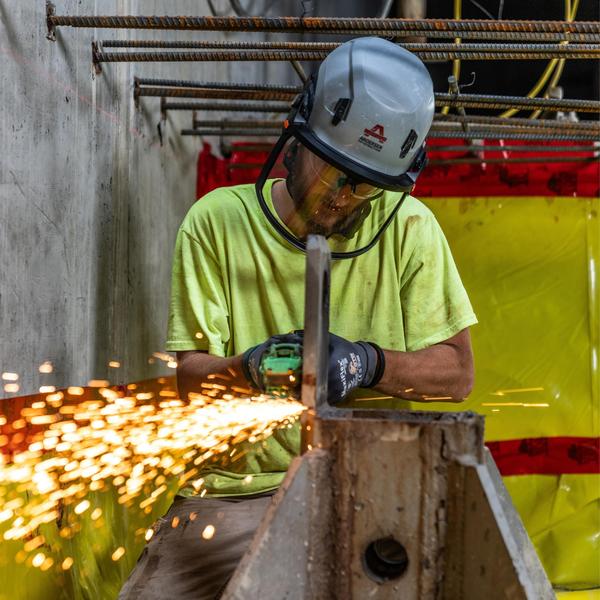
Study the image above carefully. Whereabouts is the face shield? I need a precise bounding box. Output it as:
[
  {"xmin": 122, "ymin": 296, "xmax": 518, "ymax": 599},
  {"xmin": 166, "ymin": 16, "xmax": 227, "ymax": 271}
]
[{"xmin": 255, "ymin": 132, "xmax": 411, "ymax": 260}]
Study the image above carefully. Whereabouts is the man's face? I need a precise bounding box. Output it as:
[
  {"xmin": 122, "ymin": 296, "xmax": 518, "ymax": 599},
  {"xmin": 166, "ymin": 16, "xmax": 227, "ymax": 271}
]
[{"xmin": 285, "ymin": 144, "xmax": 383, "ymax": 239}]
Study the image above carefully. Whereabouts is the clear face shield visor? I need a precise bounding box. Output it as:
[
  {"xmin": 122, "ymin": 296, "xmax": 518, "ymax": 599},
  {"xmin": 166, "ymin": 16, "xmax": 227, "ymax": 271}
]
[{"xmin": 256, "ymin": 135, "xmax": 410, "ymax": 259}]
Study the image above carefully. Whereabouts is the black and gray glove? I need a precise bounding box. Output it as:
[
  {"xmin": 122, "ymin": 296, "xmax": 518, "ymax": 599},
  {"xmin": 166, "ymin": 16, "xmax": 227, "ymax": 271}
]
[
  {"xmin": 326, "ymin": 333, "xmax": 385, "ymax": 404},
  {"xmin": 242, "ymin": 333, "xmax": 303, "ymax": 391}
]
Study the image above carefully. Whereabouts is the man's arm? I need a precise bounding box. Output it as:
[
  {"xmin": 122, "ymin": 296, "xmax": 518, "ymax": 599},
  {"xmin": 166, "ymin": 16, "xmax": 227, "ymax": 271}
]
[
  {"xmin": 373, "ymin": 328, "xmax": 474, "ymax": 402},
  {"xmin": 176, "ymin": 351, "xmax": 251, "ymax": 401}
]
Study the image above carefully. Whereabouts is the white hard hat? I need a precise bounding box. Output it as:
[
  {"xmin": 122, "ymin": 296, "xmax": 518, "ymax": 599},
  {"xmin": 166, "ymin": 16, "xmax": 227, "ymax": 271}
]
[
  {"xmin": 255, "ymin": 37, "xmax": 435, "ymax": 259},
  {"xmin": 291, "ymin": 37, "xmax": 435, "ymax": 190}
]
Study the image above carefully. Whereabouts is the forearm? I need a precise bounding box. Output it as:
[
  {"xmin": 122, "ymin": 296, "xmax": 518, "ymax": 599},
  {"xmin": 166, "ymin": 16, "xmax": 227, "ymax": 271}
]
[
  {"xmin": 374, "ymin": 340, "xmax": 473, "ymax": 402},
  {"xmin": 176, "ymin": 352, "xmax": 251, "ymax": 400}
]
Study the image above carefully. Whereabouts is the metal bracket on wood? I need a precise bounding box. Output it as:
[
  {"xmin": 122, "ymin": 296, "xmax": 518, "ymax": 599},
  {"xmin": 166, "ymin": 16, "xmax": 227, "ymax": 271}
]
[
  {"xmin": 91, "ymin": 41, "xmax": 103, "ymax": 75},
  {"xmin": 46, "ymin": 1, "xmax": 57, "ymax": 41}
]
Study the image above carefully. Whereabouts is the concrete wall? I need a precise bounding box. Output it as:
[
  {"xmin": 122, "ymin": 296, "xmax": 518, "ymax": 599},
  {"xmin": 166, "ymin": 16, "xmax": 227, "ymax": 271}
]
[{"xmin": 0, "ymin": 0, "xmax": 297, "ymax": 397}]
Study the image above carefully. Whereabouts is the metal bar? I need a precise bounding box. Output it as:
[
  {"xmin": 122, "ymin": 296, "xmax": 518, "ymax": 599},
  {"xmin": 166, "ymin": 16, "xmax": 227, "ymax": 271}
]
[
  {"xmin": 162, "ymin": 101, "xmax": 290, "ymax": 113},
  {"xmin": 429, "ymin": 156, "xmax": 600, "ymax": 165},
  {"xmin": 138, "ymin": 87, "xmax": 297, "ymax": 101},
  {"xmin": 186, "ymin": 116, "xmax": 598, "ymax": 135},
  {"xmin": 435, "ymin": 93, "xmax": 600, "ymax": 113},
  {"xmin": 95, "ymin": 45, "xmax": 600, "ymax": 63},
  {"xmin": 99, "ymin": 30, "xmax": 600, "ymax": 43},
  {"xmin": 429, "ymin": 144, "xmax": 599, "ymax": 153},
  {"xmin": 431, "ymin": 123, "xmax": 600, "ymax": 137},
  {"xmin": 46, "ymin": 14, "xmax": 600, "ymax": 35},
  {"xmin": 302, "ymin": 235, "xmax": 331, "ymax": 413},
  {"xmin": 436, "ymin": 114, "xmax": 600, "ymax": 132},
  {"xmin": 193, "ymin": 119, "xmax": 281, "ymax": 128},
  {"xmin": 135, "ymin": 78, "xmax": 302, "ymax": 92},
  {"xmin": 181, "ymin": 129, "xmax": 279, "ymax": 136},
  {"xmin": 428, "ymin": 130, "xmax": 598, "ymax": 141}
]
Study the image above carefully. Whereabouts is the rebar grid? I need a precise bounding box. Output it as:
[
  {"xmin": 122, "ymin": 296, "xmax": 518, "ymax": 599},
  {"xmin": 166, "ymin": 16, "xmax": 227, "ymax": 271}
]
[{"xmin": 95, "ymin": 44, "xmax": 600, "ymax": 63}]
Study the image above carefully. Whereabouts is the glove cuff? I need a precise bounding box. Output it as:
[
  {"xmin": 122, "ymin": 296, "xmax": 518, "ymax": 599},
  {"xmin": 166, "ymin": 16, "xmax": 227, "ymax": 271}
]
[
  {"xmin": 357, "ymin": 341, "xmax": 386, "ymax": 388},
  {"xmin": 241, "ymin": 345, "xmax": 259, "ymax": 388}
]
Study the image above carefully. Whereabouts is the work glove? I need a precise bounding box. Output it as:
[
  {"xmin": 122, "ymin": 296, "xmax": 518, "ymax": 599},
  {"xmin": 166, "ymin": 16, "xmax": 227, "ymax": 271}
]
[
  {"xmin": 326, "ymin": 333, "xmax": 385, "ymax": 405},
  {"xmin": 242, "ymin": 333, "xmax": 303, "ymax": 391}
]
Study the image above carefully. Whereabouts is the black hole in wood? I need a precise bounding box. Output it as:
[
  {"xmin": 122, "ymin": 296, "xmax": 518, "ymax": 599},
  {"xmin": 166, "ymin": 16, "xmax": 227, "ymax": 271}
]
[{"xmin": 363, "ymin": 537, "xmax": 409, "ymax": 582}]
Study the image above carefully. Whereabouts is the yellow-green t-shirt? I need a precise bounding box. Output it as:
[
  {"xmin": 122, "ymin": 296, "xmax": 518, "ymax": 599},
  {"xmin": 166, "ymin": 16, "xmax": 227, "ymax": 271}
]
[{"xmin": 166, "ymin": 180, "xmax": 477, "ymax": 497}]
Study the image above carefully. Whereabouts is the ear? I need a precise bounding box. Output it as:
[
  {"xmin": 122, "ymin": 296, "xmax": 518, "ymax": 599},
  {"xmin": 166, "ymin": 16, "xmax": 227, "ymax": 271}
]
[{"xmin": 283, "ymin": 140, "xmax": 300, "ymax": 173}]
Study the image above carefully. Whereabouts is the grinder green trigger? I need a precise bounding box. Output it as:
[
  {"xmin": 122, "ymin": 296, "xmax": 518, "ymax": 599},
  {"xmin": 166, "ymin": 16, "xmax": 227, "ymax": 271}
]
[{"xmin": 259, "ymin": 343, "xmax": 303, "ymax": 395}]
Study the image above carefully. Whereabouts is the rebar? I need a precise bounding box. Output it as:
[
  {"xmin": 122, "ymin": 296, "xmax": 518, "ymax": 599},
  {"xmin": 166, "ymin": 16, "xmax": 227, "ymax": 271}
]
[
  {"xmin": 193, "ymin": 119, "xmax": 282, "ymax": 128},
  {"xmin": 46, "ymin": 13, "xmax": 600, "ymax": 35},
  {"xmin": 181, "ymin": 129, "xmax": 279, "ymax": 136},
  {"xmin": 428, "ymin": 156, "xmax": 599, "ymax": 165},
  {"xmin": 435, "ymin": 93, "xmax": 600, "ymax": 113},
  {"xmin": 428, "ymin": 130, "xmax": 598, "ymax": 142},
  {"xmin": 429, "ymin": 144, "xmax": 599, "ymax": 153},
  {"xmin": 135, "ymin": 78, "xmax": 301, "ymax": 92},
  {"xmin": 162, "ymin": 101, "xmax": 290, "ymax": 113},
  {"xmin": 95, "ymin": 45, "xmax": 600, "ymax": 63},
  {"xmin": 436, "ymin": 114, "xmax": 600, "ymax": 133},
  {"xmin": 432, "ymin": 121, "xmax": 599, "ymax": 135},
  {"xmin": 137, "ymin": 87, "xmax": 297, "ymax": 101}
]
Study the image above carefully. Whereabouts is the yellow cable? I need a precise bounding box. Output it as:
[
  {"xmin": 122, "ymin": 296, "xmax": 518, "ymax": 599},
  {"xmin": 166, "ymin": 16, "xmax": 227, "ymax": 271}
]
[
  {"xmin": 529, "ymin": 0, "xmax": 579, "ymax": 118},
  {"xmin": 441, "ymin": 0, "xmax": 462, "ymax": 115},
  {"xmin": 501, "ymin": 0, "xmax": 575, "ymax": 118}
]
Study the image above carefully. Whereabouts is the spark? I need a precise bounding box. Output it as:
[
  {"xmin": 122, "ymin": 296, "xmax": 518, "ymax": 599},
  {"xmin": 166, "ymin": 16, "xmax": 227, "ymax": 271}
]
[
  {"xmin": 39, "ymin": 362, "xmax": 54, "ymax": 374},
  {"xmin": 4, "ymin": 383, "xmax": 20, "ymax": 393},
  {"xmin": 482, "ymin": 402, "xmax": 549, "ymax": 408},
  {"xmin": 0, "ymin": 380, "xmax": 304, "ymax": 569},
  {"xmin": 145, "ymin": 529, "xmax": 154, "ymax": 541},
  {"xmin": 202, "ymin": 524, "xmax": 215, "ymax": 540},
  {"xmin": 2, "ymin": 372, "xmax": 19, "ymax": 381},
  {"xmin": 108, "ymin": 361, "xmax": 121, "ymax": 368},
  {"xmin": 491, "ymin": 387, "xmax": 544, "ymax": 396}
]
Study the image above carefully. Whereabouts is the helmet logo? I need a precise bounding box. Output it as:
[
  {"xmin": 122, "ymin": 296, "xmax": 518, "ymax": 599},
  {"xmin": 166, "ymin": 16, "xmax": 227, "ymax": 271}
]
[
  {"xmin": 358, "ymin": 123, "xmax": 387, "ymax": 153},
  {"xmin": 363, "ymin": 124, "xmax": 387, "ymax": 143}
]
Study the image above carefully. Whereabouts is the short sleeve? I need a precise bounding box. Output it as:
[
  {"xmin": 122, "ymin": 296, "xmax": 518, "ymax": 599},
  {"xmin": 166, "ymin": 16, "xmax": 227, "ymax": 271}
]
[
  {"xmin": 166, "ymin": 227, "xmax": 230, "ymax": 356},
  {"xmin": 400, "ymin": 212, "xmax": 477, "ymax": 351}
]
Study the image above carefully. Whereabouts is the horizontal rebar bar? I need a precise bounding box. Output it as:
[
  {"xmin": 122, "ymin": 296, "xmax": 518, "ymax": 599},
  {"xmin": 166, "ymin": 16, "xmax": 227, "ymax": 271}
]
[
  {"xmin": 162, "ymin": 101, "xmax": 291, "ymax": 112},
  {"xmin": 428, "ymin": 156, "xmax": 599, "ymax": 165},
  {"xmin": 47, "ymin": 14, "xmax": 600, "ymax": 35},
  {"xmin": 193, "ymin": 119, "xmax": 282, "ymax": 128},
  {"xmin": 429, "ymin": 144, "xmax": 599, "ymax": 153},
  {"xmin": 135, "ymin": 78, "xmax": 302, "ymax": 92},
  {"xmin": 428, "ymin": 130, "xmax": 598, "ymax": 141},
  {"xmin": 96, "ymin": 45, "xmax": 600, "ymax": 63},
  {"xmin": 436, "ymin": 114, "xmax": 600, "ymax": 132},
  {"xmin": 138, "ymin": 87, "xmax": 297, "ymax": 101},
  {"xmin": 435, "ymin": 93, "xmax": 600, "ymax": 113},
  {"xmin": 182, "ymin": 129, "xmax": 279, "ymax": 136},
  {"xmin": 430, "ymin": 123, "xmax": 599, "ymax": 139},
  {"xmin": 101, "ymin": 31, "xmax": 600, "ymax": 46}
]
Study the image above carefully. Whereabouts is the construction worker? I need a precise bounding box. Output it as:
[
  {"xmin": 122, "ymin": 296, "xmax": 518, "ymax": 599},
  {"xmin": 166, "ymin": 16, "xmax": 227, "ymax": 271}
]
[{"xmin": 119, "ymin": 37, "xmax": 476, "ymax": 599}]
